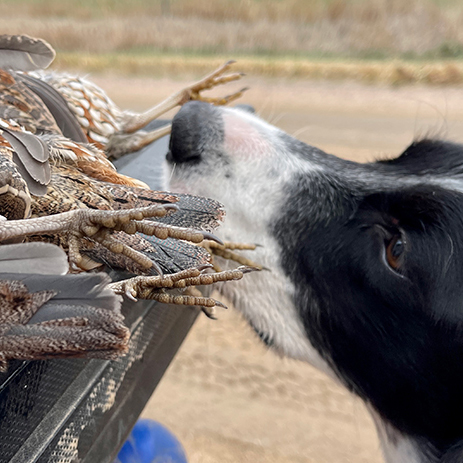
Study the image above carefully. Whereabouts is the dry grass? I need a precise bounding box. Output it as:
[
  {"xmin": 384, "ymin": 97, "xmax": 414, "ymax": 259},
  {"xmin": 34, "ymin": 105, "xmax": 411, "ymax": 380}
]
[
  {"xmin": 2, "ymin": 0, "xmax": 463, "ymax": 59},
  {"xmin": 4, "ymin": 0, "xmax": 463, "ymax": 84},
  {"xmin": 54, "ymin": 52, "xmax": 463, "ymax": 86}
]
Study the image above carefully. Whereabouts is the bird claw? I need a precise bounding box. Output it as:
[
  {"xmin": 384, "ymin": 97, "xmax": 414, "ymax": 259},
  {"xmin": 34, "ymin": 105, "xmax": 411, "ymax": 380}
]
[
  {"xmin": 108, "ymin": 265, "xmax": 256, "ymax": 308},
  {"xmin": 201, "ymin": 306, "xmax": 218, "ymax": 320},
  {"xmin": 148, "ymin": 290, "xmax": 228, "ymax": 309},
  {"xmin": 108, "ymin": 268, "xmax": 202, "ymax": 301},
  {"xmin": 182, "ymin": 61, "xmax": 247, "ymax": 107},
  {"xmin": 185, "ymin": 287, "xmax": 218, "ymax": 320},
  {"xmin": 64, "ymin": 205, "xmax": 177, "ymax": 271},
  {"xmin": 202, "ymin": 240, "xmax": 264, "ymax": 272},
  {"xmin": 192, "ymin": 87, "xmax": 249, "ymax": 106},
  {"xmin": 0, "ymin": 204, "xmax": 175, "ymax": 271},
  {"xmin": 120, "ymin": 61, "xmax": 246, "ymax": 135},
  {"xmin": 0, "ymin": 202, "xmax": 226, "ymax": 273}
]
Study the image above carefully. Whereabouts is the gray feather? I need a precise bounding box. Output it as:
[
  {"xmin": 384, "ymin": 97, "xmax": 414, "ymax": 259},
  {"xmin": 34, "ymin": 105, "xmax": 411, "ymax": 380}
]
[
  {"xmin": 8, "ymin": 127, "xmax": 49, "ymax": 163},
  {"xmin": 0, "ymin": 242, "xmax": 68, "ymax": 275},
  {"xmin": 0, "ymin": 35, "xmax": 55, "ymax": 71},
  {"xmin": 11, "ymin": 151, "xmax": 48, "ymax": 196},
  {"xmin": 15, "ymin": 73, "xmax": 88, "ymax": 143},
  {"xmin": 156, "ymin": 193, "xmax": 225, "ymax": 231},
  {"xmin": 0, "ymin": 127, "xmax": 51, "ymax": 194}
]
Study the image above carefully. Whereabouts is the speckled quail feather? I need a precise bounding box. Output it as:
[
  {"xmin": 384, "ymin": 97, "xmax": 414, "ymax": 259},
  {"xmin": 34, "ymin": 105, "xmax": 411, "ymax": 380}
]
[
  {"xmin": 0, "ymin": 35, "xmax": 257, "ymax": 308},
  {"xmin": 0, "ymin": 69, "xmax": 149, "ymax": 189},
  {"xmin": 0, "ymin": 121, "xmax": 224, "ymax": 274},
  {"xmin": 0, "ymin": 242, "xmax": 129, "ymax": 371},
  {"xmin": 30, "ymin": 60, "xmax": 246, "ymax": 159}
]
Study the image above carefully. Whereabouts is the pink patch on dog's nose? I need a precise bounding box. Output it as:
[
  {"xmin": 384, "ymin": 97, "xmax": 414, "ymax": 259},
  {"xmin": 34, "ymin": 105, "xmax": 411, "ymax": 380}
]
[{"xmin": 223, "ymin": 113, "xmax": 271, "ymax": 159}]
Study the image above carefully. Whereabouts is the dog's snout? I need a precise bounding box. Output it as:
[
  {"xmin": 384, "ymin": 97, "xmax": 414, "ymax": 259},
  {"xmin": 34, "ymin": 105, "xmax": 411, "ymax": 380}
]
[{"xmin": 168, "ymin": 101, "xmax": 223, "ymax": 164}]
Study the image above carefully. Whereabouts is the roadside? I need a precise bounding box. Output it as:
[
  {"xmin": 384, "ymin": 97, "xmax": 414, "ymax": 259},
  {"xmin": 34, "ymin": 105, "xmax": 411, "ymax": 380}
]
[{"xmin": 45, "ymin": 53, "xmax": 463, "ymax": 86}]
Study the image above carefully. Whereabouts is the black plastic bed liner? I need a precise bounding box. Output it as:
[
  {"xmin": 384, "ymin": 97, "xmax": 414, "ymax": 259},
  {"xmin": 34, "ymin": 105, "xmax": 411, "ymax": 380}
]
[{"xmin": 0, "ymin": 300, "xmax": 199, "ymax": 463}]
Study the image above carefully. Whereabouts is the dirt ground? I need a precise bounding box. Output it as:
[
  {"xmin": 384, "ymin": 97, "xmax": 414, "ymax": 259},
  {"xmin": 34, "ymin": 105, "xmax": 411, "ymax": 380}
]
[{"xmin": 93, "ymin": 73, "xmax": 463, "ymax": 463}]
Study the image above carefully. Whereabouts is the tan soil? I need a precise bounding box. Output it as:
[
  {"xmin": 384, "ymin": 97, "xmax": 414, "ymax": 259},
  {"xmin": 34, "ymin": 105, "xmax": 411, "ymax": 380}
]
[{"xmin": 92, "ymin": 74, "xmax": 463, "ymax": 463}]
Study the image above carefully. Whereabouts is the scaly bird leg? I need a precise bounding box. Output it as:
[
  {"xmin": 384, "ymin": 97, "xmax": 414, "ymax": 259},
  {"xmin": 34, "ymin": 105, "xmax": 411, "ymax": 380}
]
[
  {"xmin": 144, "ymin": 289, "xmax": 227, "ymax": 309},
  {"xmin": 132, "ymin": 220, "xmax": 221, "ymax": 244},
  {"xmin": 73, "ymin": 215, "xmax": 222, "ymax": 272},
  {"xmin": 106, "ymin": 125, "xmax": 172, "ymax": 160},
  {"xmin": 208, "ymin": 241, "xmax": 259, "ymax": 251},
  {"xmin": 121, "ymin": 61, "xmax": 246, "ymax": 134},
  {"xmin": 0, "ymin": 205, "xmax": 222, "ymax": 272},
  {"xmin": 184, "ymin": 286, "xmax": 218, "ymax": 320},
  {"xmin": 109, "ymin": 266, "xmax": 255, "ymax": 305},
  {"xmin": 202, "ymin": 240, "xmax": 263, "ymax": 272},
  {"xmin": 0, "ymin": 204, "xmax": 179, "ymax": 271}
]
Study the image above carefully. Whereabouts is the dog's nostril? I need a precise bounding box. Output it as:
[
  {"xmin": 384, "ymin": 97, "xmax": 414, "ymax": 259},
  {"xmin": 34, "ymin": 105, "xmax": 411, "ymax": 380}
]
[
  {"xmin": 169, "ymin": 101, "xmax": 223, "ymax": 164},
  {"xmin": 168, "ymin": 133, "xmax": 201, "ymax": 164}
]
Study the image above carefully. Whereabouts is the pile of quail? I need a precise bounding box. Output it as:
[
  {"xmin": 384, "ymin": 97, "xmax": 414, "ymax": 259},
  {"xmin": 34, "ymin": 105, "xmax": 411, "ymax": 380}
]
[{"xmin": 0, "ymin": 34, "xmax": 259, "ymax": 371}]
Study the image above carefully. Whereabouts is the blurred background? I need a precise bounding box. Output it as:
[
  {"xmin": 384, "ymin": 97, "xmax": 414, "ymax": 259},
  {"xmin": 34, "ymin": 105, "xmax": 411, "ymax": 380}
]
[
  {"xmin": 5, "ymin": 1, "xmax": 463, "ymax": 462},
  {"xmin": 4, "ymin": 0, "xmax": 463, "ymax": 82}
]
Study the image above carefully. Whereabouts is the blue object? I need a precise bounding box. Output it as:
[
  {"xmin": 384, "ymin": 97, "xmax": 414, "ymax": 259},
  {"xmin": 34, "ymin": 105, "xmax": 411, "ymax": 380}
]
[{"xmin": 114, "ymin": 419, "xmax": 188, "ymax": 463}]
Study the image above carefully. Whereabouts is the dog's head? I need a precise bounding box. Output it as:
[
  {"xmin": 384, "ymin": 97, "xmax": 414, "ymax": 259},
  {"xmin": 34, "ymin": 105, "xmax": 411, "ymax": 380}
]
[
  {"xmin": 167, "ymin": 101, "xmax": 463, "ymax": 458},
  {"xmin": 168, "ymin": 101, "xmax": 328, "ymax": 366}
]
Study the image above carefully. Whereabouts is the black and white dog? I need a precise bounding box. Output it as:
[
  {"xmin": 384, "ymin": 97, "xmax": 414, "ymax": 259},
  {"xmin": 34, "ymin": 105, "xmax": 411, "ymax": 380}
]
[{"xmin": 167, "ymin": 100, "xmax": 463, "ymax": 463}]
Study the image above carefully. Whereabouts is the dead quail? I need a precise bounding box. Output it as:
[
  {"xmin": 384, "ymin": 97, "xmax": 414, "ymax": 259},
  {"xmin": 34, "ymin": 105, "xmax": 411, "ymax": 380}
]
[
  {"xmin": 0, "ymin": 241, "xmax": 129, "ymax": 371},
  {"xmin": 0, "ymin": 35, "xmax": 258, "ymax": 307},
  {"xmin": 0, "ymin": 36, "xmax": 246, "ymax": 159},
  {"xmin": 30, "ymin": 61, "xmax": 246, "ymax": 159}
]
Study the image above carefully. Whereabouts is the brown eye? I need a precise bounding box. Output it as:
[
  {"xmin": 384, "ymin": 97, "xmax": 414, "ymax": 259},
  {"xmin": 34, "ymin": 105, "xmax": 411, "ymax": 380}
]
[{"xmin": 385, "ymin": 235, "xmax": 405, "ymax": 270}]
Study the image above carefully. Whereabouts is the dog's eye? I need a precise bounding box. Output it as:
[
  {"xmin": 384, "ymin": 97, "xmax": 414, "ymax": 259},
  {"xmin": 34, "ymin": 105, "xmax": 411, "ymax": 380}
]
[{"xmin": 385, "ymin": 235, "xmax": 405, "ymax": 271}]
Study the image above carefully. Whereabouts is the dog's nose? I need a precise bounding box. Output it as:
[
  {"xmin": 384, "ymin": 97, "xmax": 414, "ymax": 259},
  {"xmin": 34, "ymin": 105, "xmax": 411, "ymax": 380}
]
[{"xmin": 168, "ymin": 101, "xmax": 222, "ymax": 164}]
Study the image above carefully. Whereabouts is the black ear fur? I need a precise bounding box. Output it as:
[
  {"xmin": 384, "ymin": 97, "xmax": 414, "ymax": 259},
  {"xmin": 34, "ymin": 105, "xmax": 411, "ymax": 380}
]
[
  {"xmin": 360, "ymin": 185, "xmax": 463, "ymax": 230},
  {"xmin": 282, "ymin": 183, "xmax": 463, "ymax": 447},
  {"xmin": 377, "ymin": 139, "xmax": 463, "ymax": 176}
]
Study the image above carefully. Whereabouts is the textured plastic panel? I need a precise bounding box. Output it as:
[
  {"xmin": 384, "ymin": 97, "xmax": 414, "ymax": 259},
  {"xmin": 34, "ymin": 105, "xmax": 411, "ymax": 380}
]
[{"xmin": 0, "ymin": 300, "xmax": 198, "ymax": 463}]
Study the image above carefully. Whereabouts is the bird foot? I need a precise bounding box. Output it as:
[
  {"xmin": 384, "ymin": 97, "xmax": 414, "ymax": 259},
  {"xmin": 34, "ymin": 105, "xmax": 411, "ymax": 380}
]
[
  {"xmin": 0, "ymin": 204, "xmax": 177, "ymax": 271},
  {"xmin": 121, "ymin": 61, "xmax": 247, "ymax": 134},
  {"xmin": 183, "ymin": 60, "xmax": 247, "ymax": 106},
  {"xmin": 184, "ymin": 286, "xmax": 218, "ymax": 320},
  {"xmin": 109, "ymin": 265, "xmax": 255, "ymax": 307},
  {"xmin": 203, "ymin": 240, "xmax": 264, "ymax": 272},
  {"xmin": 67, "ymin": 205, "xmax": 183, "ymax": 271}
]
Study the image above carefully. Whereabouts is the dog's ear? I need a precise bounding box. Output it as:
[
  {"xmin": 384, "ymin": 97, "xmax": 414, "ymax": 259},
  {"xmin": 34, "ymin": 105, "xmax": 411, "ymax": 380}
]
[
  {"xmin": 378, "ymin": 139, "xmax": 463, "ymax": 176},
  {"xmin": 360, "ymin": 185, "xmax": 463, "ymax": 230}
]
